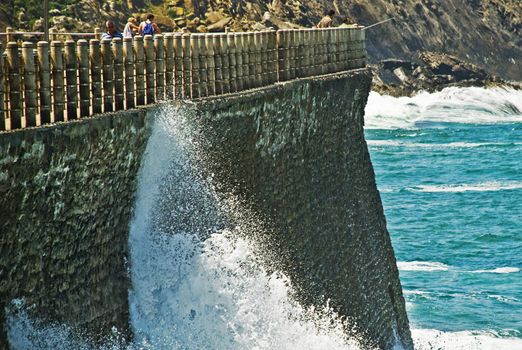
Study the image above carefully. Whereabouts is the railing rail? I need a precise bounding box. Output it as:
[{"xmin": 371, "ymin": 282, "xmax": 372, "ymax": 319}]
[{"xmin": 0, "ymin": 28, "xmax": 366, "ymax": 131}]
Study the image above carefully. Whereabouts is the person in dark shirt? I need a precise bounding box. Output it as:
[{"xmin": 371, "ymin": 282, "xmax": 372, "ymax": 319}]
[{"xmin": 101, "ymin": 20, "xmax": 123, "ymax": 40}]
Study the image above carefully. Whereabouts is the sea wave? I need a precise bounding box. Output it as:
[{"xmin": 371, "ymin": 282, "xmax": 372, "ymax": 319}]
[
  {"xmin": 471, "ymin": 267, "xmax": 520, "ymax": 274},
  {"xmin": 411, "ymin": 329, "xmax": 522, "ymax": 350},
  {"xmin": 366, "ymin": 140, "xmax": 522, "ymax": 148},
  {"xmin": 397, "ymin": 261, "xmax": 450, "ymax": 272},
  {"xmin": 365, "ymin": 87, "xmax": 522, "ymax": 129},
  {"xmin": 408, "ymin": 181, "xmax": 522, "ymax": 193}
]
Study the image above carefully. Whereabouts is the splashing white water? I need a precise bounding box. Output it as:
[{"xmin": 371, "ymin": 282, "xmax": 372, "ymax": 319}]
[
  {"xmin": 364, "ymin": 87, "xmax": 522, "ymax": 129},
  {"xmin": 127, "ymin": 104, "xmax": 360, "ymax": 350},
  {"xmin": 411, "ymin": 329, "xmax": 522, "ymax": 350},
  {"xmin": 397, "ymin": 261, "xmax": 450, "ymax": 272}
]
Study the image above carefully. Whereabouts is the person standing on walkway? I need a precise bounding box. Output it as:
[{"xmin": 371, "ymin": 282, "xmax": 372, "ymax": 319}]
[
  {"xmin": 101, "ymin": 20, "xmax": 123, "ymax": 40},
  {"xmin": 317, "ymin": 9, "xmax": 335, "ymax": 28},
  {"xmin": 139, "ymin": 13, "xmax": 161, "ymax": 36},
  {"xmin": 123, "ymin": 17, "xmax": 139, "ymax": 39}
]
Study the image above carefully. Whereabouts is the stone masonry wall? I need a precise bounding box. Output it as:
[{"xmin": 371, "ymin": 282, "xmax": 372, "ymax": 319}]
[
  {"xmin": 0, "ymin": 110, "xmax": 152, "ymax": 348},
  {"xmin": 191, "ymin": 69, "xmax": 413, "ymax": 349}
]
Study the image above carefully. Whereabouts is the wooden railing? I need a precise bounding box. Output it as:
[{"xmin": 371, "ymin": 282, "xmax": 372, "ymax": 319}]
[{"xmin": 0, "ymin": 28, "xmax": 366, "ymax": 131}]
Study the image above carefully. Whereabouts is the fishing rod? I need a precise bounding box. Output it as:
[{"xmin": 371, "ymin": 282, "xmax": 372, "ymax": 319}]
[{"xmin": 363, "ymin": 17, "xmax": 395, "ymax": 30}]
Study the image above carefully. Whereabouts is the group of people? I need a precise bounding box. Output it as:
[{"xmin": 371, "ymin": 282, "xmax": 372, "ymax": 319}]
[
  {"xmin": 101, "ymin": 9, "xmax": 354, "ymax": 40},
  {"xmin": 101, "ymin": 13, "xmax": 161, "ymax": 40}
]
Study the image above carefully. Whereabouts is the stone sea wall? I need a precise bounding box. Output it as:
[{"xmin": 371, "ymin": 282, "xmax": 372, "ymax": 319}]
[
  {"xmin": 190, "ymin": 68, "xmax": 413, "ymax": 349},
  {"xmin": 0, "ymin": 70, "xmax": 412, "ymax": 349},
  {"xmin": 0, "ymin": 110, "xmax": 152, "ymax": 348}
]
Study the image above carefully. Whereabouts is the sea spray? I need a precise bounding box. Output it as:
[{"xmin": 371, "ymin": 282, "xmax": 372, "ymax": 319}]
[{"xmin": 128, "ymin": 104, "xmax": 361, "ymax": 349}]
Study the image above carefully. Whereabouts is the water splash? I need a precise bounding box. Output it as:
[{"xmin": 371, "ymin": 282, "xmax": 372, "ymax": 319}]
[{"xmin": 365, "ymin": 87, "xmax": 522, "ymax": 129}]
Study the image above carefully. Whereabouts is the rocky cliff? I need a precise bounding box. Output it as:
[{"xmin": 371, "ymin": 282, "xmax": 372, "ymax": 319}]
[{"xmin": 2, "ymin": 0, "xmax": 521, "ymax": 81}]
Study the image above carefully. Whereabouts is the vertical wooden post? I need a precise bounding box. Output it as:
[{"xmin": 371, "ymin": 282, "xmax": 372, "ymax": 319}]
[
  {"xmin": 277, "ymin": 30, "xmax": 289, "ymax": 82},
  {"xmin": 239, "ymin": 33, "xmax": 250, "ymax": 89},
  {"xmin": 6, "ymin": 27, "xmax": 13, "ymax": 43},
  {"xmin": 144, "ymin": 35, "xmax": 155, "ymax": 104},
  {"xmin": 247, "ymin": 33, "xmax": 256, "ymax": 87},
  {"xmin": 267, "ymin": 30, "xmax": 278, "ymax": 83},
  {"xmin": 219, "ymin": 34, "xmax": 230, "ymax": 94},
  {"xmin": 154, "ymin": 34, "xmax": 164, "ymax": 100},
  {"xmin": 64, "ymin": 40, "xmax": 78, "ymax": 120},
  {"xmin": 7, "ymin": 42, "xmax": 22, "ymax": 128},
  {"xmin": 253, "ymin": 32, "xmax": 262, "ymax": 87},
  {"xmin": 260, "ymin": 31, "xmax": 269, "ymax": 84},
  {"xmin": 22, "ymin": 42, "xmax": 37, "ymax": 126},
  {"xmin": 182, "ymin": 33, "xmax": 191, "ymax": 98},
  {"xmin": 89, "ymin": 39, "xmax": 102, "ymax": 114},
  {"xmin": 173, "ymin": 33, "xmax": 183, "ymax": 98},
  {"xmin": 212, "ymin": 34, "xmax": 223, "ymax": 95},
  {"xmin": 205, "ymin": 35, "xmax": 216, "ymax": 96},
  {"xmin": 51, "ymin": 40, "xmax": 65, "ymax": 122},
  {"xmin": 197, "ymin": 35, "xmax": 208, "ymax": 97},
  {"xmin": 112, "ymin": 38, "xmax": 124, "ymax": 111},
  {"xmin": 302, "ymin": 30, "xmax": 310, "ymax": 77},
  {"xmin": 94, "ymin": 27, "xmax": 102, "ymax": 40},
  {"xmin": 190, "ymin": 34, "xmax": 200, "ymax": 98},
  {"xmin": 133, "ymin": 35, "xmax": 145, "ymax": 105},
  {"xmin": 49, "ymin": 28, "xmax": 57, "ymax": 42},
  {"xmin": 227, "ymin": 33, "xmax": 237, "ymax": 92},
  {"xmin": 164, "ymin": 34, "xmax": 174, "ymax": 99},
  {"xmin": 361, "ymin": 29, "xmax": 367, "ymax": 67},
  {"xmin": 123, "ymin": 37, "xmax": 135, "ymax": 109},
  {"xmin": 37, "ymin": 41, "xmax": 51, "ymax": 124},
  {"xmin": 0, "ymin": 43, "xmax": 4, "ymax": 130},
  {"xmin": 77, "ymin": 39, "xmax": 90, "ymax": 117},
  {"xmin": 234, "ymin": 33, "xmax": 243, "ymax": 91},
  {"xmin": 101, "ymin": 38, "xmax": 114, "ymax": 112}
]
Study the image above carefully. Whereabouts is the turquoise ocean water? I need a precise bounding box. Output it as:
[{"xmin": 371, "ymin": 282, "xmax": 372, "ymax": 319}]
[{"xmin": 365, "ymin": 87, "xmax": 522, "ymax": 349}]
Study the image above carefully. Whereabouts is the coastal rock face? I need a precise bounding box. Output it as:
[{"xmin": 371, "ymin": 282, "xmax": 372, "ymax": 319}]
[
  {"xmin": 371, "ymin": 51, "xmax": 520, "ymax": 96},
  {"xmin": 3, "ymin": 0, "xmax": 520, "ymax": 81}
]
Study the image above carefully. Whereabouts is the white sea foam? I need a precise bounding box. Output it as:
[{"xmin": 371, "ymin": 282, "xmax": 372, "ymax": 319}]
[
  {"xmin": 365, "ymin": 87, "xmax": 522, "ymax": 129},
  {"xmin": 409, "ymin": 182, "xmax": 522, "ymax": 193},
  {"xmin": 366, "ymin": 140, "xmax": 521, "ymax": 148},
  {"xmin": 411, "ymin": 329, "xmax": 522, "ymax": 350},
  {"xmin": 472, "ymin": 267, "xmax": 520, "ymax": 274},
  {"xmin": 397, "ymin": 261, "xmax": 450, "ymax": 272}
]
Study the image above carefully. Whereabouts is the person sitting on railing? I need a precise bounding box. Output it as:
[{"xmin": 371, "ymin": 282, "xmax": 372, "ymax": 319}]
[
  {"xmin": 139, "ymin": 14, "xmax": 161, "ymax": 37},
  {"xmin": 123, "ymin": 17, "xmax": 139, "ymax": 39},
  {"xmin": 317, "ymin": 9, "xmax": 335, "ymax": 28},
  {"xmin": 101, "ymin": 20, "xmax": 123, "ymax": 40}
]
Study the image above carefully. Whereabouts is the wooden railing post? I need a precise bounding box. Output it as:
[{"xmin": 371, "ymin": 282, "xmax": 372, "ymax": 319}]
[
  {"xmin": 267, "ymin": 30, "xmax": 278, "ymax": 84},
  {"xmin": 37, "ymin": 41, "xmax": 52, "ymax": 124},
  {"xmin": 277, "ymin": 30, "xmax": 289, "ymax": 82},
  {"xmin": 112, "ymin": 38, "xmax": 124, "ymax": 110},
  {"xmin": 227, "ymin": 33, "xmax": 237, "ymax": 92},
  {"xmin": 302, "ymin": 29, "xmax": 310, "ymax": 77},
  {"xmin": 247, "ymin": 33, "xmax": 256, "ymax": 87},
  {"xmin": 0, "ymin": 43, "xmax": 4, "ymax": 130},
  {"xmin": 205, "ymin": 35, "xmax": 216, "ymax": 96},
  {"xmin": 239, "ymin": 33, "xmax": 250, "ymax": 89},
  {"xmin": 182, "ymin": 33, "xmax": 191, "ymax": 98},
  {"xmin": 77, "ymin": 39, "xmax": 90, "ymax": 117},
  {"xmin": 143, "ymin": 35, "xmax": 155, "ymax": 104},
  {"xmin": 7, "ymin": 42, "xmax": 22, "ymax": 128},
  {"xmin": 154, "ymin": 34, "xmax": 165, "ymax": 100},
  {"xmin": 261, "ymin": 31, "xmax": 269, "ymax": 84},
  {"xmin": 253, "ymin": 32, "xmax": 262, "ymax": 87},
  {"xmin": 133, "ymin": 35, "xmax": 145, "ymax": 106},
  {"xmin": 89, "ymin": 39, "xmax": 102, "ymax": 114},
  {"xmin": 64, "ymin": 40, "xmax": 78, "ymax": 120},
  {"xmin": 51, "ymin": 40, "xmax": 65, "ymax": 122},
  {"xmin": 123, "ymin": 37, "xmax": 135, "ymax": 109},
  {"xmin": 94, "ymin": 27, "xmax": 101, "ymax": 40},
  {"xmin": 211, "ymin": 34, "xmax": 222, "ymax": 95},
  {"xmin": 190, "ymin": 34, "xmax": 200, "ymax": 98},
  {"xmin": 218, "ymin": 34, "xmax": 229, "ymax": 94},
  {"xmin": 101, "ymin": 38, "xmax": 114, "ymax": 112},
  {"xmin": 197, "ymin": 35, "xmax": 208, "ymax": 97},
  {"xmin": 164, "ymin": 34, "xmax": 174, "ymax": 99},
  {"xmin": 234, "ymin": 33, "xmax": 243, "ymax": 91},
  {"xmin": 6, "ymin": 27, "xmax": 13, "ymax": 43},
  {"xmin": 21, "ymin": 42, "xmax": 37, "ymax": 126},
  {"xmin": 173, "ymin": 33, "xmax": 183, "ymax": 98}
]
